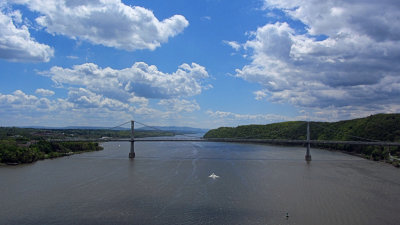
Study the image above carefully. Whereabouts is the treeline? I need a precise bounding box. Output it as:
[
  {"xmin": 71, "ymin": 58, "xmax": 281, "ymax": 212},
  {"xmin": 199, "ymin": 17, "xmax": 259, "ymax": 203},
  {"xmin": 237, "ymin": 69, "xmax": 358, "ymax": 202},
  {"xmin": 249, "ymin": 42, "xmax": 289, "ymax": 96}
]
[
  {"xmin": 0, "ymin": 127, "xmax": 174, "ymax": 140},
  {"xmin": 0, "ymin": 140, "xmax": 103, "ymax": 165},
  {"xmin": 204, "ymin": 113, "xmax": 400, "ymax": 162},
  {"xmin": 0, "ymin": 126, "xmax": 176, "ymax": 165}
]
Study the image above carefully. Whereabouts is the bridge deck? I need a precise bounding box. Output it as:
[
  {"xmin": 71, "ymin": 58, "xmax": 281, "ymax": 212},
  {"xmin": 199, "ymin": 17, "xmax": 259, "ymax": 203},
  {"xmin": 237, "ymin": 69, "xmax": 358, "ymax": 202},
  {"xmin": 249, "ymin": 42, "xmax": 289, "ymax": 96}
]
[{"xmin": 48, "ymin": 138, "xmax": 400, "ymax": 146}]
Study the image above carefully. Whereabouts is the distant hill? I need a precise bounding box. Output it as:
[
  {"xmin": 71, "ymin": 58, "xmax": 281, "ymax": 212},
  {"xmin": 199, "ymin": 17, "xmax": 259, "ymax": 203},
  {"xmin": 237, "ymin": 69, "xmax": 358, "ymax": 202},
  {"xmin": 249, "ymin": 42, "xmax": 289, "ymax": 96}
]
[
  {"xmin": 137, "ymin": 126, "xmax": 208, "ymax": 134},
  {"xmin": 18, "ymin": 125, "xmax": 208, "ymax": 134},
  {"xmin": 204, "ymin": 113, "xmax": 400, "ymax": 161},
  {"xmin": 18, "ymin": 126, "xmax": 130, "ymax": 130},
  {"xmin": 204, "ymin": 113, "xmax": 400, "ymax": 142}
]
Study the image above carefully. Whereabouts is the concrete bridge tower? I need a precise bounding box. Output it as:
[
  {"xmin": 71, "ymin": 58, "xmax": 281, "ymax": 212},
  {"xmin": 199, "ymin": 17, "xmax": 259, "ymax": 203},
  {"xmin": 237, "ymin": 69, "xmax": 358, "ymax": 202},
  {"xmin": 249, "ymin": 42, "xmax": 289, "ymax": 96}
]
[{"xmin": 129, "ymin": 120, "xmax": 135, "ymax": 158}]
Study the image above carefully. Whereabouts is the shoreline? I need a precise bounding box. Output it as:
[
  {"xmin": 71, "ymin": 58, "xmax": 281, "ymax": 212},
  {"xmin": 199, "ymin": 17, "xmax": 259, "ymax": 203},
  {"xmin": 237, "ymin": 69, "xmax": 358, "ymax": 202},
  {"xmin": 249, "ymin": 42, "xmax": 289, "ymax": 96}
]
[{"xmin": 0, "ymin": 147, "xmax": 103, "ymax": 166}]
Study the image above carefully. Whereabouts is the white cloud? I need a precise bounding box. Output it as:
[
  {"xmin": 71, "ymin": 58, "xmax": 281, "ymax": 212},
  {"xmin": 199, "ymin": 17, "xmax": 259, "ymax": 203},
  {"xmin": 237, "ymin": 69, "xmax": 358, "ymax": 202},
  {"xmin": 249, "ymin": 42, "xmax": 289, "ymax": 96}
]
[
  {"xmin": 67, "ymin": 88, "xmax": 132, "ymax": 111},
  {"xmin": 0, "ymin": 90, "xmax": 52, "ymax": 111},
  {"xmin": 11, "ymin": 0, "xmax": 189, "ymax": 51},
  {"xmin": 223, "ymin": 40, "xmax": 241, "ymax": 51},
  {"xmin": 158, "ymin": 99, "xmax": 200, "ymax": 113},
  {"xmin": 35, "ymin": 88, "xmax": 54, "ymax": 96},
  {"xmin": 201, "ymin": 16, "xmax": 212, "ymax": 21},
  {"xmin": 264, "ymin": 0, "xmax": 400, "ymax": 41},
  {"xmin": 235, "ymin": 1, "xmax": 400, "ymax": 116},
  {"xmin": 66, "ymin": 55, "xmax": 78, "ymax": 60},
  {"xmin": 0, "ymin": 89, "xmax": 205, "ymax": 127},
  {"xmin": 0, "ymin": 59, "xmax": 210, "ymax": 127},
  {"xmin": 0, "ymin": 90, "xmax": 137, "ymax": 127},
  {"xmin": 0, "ymin": 7, "xmax": 53, "ymax": 62},
  {"xmin": 206, "ymin": 110, "xmax": 293, "ymax": 127},
  {"xmin": 43, "ymin": 62, "xmax": 209, "ymax": 101},
  {"xmin": 254, "ymin": 90, "xmax": 267, "ymax": 100},
  {"xmin": 2, "ymin": 61, "xmax": 211, "ymax": 126}
]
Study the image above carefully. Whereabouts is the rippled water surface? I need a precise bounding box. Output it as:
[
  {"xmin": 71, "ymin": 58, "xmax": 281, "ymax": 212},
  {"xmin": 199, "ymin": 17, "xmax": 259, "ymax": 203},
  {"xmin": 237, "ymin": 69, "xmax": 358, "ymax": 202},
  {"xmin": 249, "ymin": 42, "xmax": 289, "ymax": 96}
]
[{"xmin": 1, "ymin": 141, "xmax": 400, "ymax": 225}]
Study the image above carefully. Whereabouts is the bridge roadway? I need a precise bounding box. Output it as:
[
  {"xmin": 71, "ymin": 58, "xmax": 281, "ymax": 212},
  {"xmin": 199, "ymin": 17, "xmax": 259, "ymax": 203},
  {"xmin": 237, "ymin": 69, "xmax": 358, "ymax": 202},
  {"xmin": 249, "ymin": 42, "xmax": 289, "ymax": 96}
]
[{"xmin": 49, "ymin": 138, "xmax": 400, "ymax": 146}]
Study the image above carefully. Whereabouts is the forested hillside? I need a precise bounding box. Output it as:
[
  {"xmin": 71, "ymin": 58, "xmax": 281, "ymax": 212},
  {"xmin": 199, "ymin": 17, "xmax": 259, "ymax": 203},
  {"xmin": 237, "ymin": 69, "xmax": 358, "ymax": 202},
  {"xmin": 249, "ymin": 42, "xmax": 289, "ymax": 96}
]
[{"xmin": 204, "ymin": 114, "xmax": 400, "ymax": 162}]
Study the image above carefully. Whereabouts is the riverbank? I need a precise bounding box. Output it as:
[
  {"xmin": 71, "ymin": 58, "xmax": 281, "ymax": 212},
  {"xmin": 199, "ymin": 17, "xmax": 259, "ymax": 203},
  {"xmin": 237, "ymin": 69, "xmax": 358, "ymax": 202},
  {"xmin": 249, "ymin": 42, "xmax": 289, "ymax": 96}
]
[
  {"xmin": 0, "ymin": 140, "xmax": 103, "ymax": 165},
  {"xmin": 204, "ymin": 113, "xmax": 400, "ymax": 167},
  {"xmin": 333, "ymin": 148, "xmax": 400, "ymax": 167},
  {"xmin": 0, "ymin": 148, "xmax": 105, "ymax": 166}
]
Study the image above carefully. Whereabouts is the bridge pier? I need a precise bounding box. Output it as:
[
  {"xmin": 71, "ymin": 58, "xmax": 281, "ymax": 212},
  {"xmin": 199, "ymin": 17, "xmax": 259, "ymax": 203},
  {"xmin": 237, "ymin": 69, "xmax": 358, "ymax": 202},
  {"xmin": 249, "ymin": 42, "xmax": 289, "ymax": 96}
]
[
  {"xmin": 305, "ymin": 121, "xmax": 312, "ymax": 162},
  {"xmin": 129, "ymin": 120, "xmax": 135, "ymax": 159}
]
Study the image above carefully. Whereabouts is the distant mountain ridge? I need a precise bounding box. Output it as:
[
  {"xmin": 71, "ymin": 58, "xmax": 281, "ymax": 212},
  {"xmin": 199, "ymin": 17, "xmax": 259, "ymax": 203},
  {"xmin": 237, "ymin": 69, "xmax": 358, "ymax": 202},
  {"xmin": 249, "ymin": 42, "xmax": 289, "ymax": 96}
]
[
  {"xmin": 204, "ymin": 113, "xmax": 400, "ymax": 142},
  {"xmin": 137, "ymin": 126, "xmax": 208, "ymax": 134},
  {"xmin": 18, "ymin": 125, "xmax": 208, "ymax": 134}
]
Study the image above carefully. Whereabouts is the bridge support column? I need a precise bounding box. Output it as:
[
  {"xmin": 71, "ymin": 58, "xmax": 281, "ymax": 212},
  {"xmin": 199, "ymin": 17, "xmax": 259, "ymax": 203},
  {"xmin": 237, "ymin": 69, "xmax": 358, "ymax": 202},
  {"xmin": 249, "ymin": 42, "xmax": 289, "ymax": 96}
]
[
  {"xmin": 305, "ymin": 121, "xmax": 312, "ymax": 162},
  {"xmin": 129, "ymin": 120, "xmax": 135, "ymax": 159}
]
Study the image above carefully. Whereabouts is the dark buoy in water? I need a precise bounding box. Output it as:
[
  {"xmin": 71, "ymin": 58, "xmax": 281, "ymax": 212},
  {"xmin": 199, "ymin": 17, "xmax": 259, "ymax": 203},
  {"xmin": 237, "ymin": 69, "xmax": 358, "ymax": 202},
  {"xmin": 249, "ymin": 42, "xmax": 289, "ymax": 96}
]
[{"xmin": 286, "ymin": 212, "xmax": 289, "ymax": 219}]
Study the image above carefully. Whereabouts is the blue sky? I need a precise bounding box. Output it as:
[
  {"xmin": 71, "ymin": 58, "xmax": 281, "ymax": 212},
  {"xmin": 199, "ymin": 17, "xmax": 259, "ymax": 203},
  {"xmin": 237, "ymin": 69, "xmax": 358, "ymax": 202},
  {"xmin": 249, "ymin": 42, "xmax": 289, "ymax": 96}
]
[{"xmin": 1, "ymin": 0, "xmax": 400, "ymax": 129}]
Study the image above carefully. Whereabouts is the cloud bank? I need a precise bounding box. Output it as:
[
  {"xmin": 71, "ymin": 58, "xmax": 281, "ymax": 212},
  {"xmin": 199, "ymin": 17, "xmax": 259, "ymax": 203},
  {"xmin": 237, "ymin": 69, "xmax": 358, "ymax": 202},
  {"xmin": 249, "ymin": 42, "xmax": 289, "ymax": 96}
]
[
  {"xmin": 0, "ymin": 7, "xmax": 53, "ymax": 62},
  {"xmin": 235, "ymin": 0, "xmax": 400, "ymax": 119},
  {"xmin": 11, "ymin": 0, "xmax": 189, "ymax": 51},
  {"xmin": 44, "ymin": 62, "xmax": 209, "ymax": 102},
  {"xmin": 0, "ymin": 59, "xmax": 209, "ymax": 126}
]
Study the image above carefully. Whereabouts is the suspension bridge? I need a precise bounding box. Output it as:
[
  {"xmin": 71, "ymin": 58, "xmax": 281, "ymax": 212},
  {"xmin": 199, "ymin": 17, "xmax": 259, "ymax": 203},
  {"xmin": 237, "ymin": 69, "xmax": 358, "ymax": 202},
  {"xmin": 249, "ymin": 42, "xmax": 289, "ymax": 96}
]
[{"xmin": 48, "ymin": 120, "xmax": 400, "ymax": 162}]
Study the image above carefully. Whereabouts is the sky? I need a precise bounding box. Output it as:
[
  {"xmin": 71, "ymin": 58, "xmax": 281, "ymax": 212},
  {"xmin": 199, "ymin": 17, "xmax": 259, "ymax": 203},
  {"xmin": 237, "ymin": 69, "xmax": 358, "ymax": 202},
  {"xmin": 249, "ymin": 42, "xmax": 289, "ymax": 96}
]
[{"xmin": 1, "ymin": 0, "xmax": 400, "ymax": 129}]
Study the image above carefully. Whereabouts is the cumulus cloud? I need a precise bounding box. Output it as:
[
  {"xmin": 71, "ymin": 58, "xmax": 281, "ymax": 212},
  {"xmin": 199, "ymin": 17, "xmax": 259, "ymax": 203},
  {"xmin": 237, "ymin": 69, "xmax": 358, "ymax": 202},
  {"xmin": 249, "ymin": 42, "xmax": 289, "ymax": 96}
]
[
  {"xmin": 43, "ymin": 62, "xmax": 209, "ymax": 101},
  {"xmin": 0, "ymin": 89, "xmax": 205, "ymax": 127},
  {"xmin": 264, "ymin": 0, "xmax": 400, "ymax": 41},
  {"xmin": 0, "ymin": 90, "xmax": 53, "ymax": 111},
  {"xmin": 67, "ymin": 88, "xmax": 132, "ymax": 111},
  {"xmin": 254, "ymin": 90, "xmax": 267, "ymax": 100},
  {"xmin": 0, "ymin": 90, "xmax": 136, "ymax": 127},
  {"xmin": 0, "ymin": 60, "xmax": 210, "ymax": 126},
  {"xmin": 158, "ymin": 99, "xmax": 200, "ymax": 113},
  {"xmin": 0, "ymin": 7, "xmax": 53, "ymax": 62},
  {"xmin": 11, "ymin": 0, "xmax": 189, "ymax": 51},
  {"xmin": 206, "ymin": 110, "xmax": 293, "ymax": 126},
  {"xmin": 35, "ymin": 88, "xmax": 55, "ymax": 96},
  {"xmin": 223, "ymin": 41, "xmax": 241, "ymax": 51},
  {"xmin": 235, "ymin": 0, "xmax": 400, "ymax": 115}
]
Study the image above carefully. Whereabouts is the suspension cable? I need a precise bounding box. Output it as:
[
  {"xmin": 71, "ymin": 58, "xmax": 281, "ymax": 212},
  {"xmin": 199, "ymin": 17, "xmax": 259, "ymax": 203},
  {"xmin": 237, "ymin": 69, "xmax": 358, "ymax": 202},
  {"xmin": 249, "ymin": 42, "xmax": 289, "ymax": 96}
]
[
  {"xmin": 134, "ymin": 120, "xmax": 202, "ymax": 139},
  {"xmin": 107, "ymin": 121, "xmax": 131, "ymax": 130}
]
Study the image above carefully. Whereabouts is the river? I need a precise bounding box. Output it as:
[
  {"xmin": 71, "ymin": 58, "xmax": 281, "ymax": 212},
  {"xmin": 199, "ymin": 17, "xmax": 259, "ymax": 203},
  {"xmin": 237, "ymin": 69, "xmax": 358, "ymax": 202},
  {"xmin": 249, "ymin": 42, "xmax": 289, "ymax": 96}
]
[{"xmin": 1, "ymin": 141, "xmax": 399, "ymax": 225}]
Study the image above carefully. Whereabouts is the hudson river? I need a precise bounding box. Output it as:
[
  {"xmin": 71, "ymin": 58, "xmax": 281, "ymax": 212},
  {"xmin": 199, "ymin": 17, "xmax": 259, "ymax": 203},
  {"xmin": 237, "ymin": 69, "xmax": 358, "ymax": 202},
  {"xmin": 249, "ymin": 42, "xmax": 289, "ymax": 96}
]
[{"xmin": 1, "ymin": 141, "xmax": 400, "ymax": 224}]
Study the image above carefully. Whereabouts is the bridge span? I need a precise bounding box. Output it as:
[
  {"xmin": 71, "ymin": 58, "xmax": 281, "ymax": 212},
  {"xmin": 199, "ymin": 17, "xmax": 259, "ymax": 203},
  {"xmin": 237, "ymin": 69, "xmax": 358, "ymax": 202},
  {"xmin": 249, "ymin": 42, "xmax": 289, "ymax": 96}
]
[
  {"xmin": 47, "ymin": 120, "xmax": 400, "ymax": 162},
  {"xmin": 51, "ymin": 137, "xmax": 400, "ymax": 146}
]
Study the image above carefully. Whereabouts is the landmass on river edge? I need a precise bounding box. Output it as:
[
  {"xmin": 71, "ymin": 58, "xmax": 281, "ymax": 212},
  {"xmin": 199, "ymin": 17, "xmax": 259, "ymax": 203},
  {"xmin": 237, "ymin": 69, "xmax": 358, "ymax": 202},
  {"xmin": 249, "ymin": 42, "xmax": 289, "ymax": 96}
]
[
  {"xmin": 0, "ymin": 126, "xmax": 201, "ymax": 165},
  {"xmin": 204, "ymin": 113, "xmax": 400, "ymax": 166}
]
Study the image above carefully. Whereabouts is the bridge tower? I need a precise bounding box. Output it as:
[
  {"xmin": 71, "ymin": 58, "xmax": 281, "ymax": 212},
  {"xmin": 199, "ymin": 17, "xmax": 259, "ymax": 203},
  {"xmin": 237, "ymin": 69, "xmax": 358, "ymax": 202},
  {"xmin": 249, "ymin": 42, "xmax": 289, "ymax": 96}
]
[
  {"xmin": 305, "ymin": 121, "xmax": 312, "ymax": 161},
  {"xmin": 129, "ymin": 120, "xmax": 135, "ymax": 158}
]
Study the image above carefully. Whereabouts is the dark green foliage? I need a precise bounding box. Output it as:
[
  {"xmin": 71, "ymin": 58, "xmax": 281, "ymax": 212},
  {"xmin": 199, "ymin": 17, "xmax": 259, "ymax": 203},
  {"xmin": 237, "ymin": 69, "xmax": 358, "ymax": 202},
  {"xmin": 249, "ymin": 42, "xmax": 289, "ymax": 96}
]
[
  {"xmin": 0, "ymin": 140, "xmax": 43, "ymax": 164},
  {"xmin": 0, "ymin": 140, "xmax": 103, "ymax": 164},
  {"xmin": 204, "ymin": 113, "xmax": 400, "ymax": 161},
  {"xmin": 205, "ymin": 113, "xmax": 400, "ymax": 141},
  {"xmin": 371, "ymin": 148, "xmax": 383, "ymax": 161},
  {"xmin": 57, "ymin": 142, "xmax": 102, "ymax": 152},
  {"xmin": 0, "ymin": 125, "xmax": 174, "ymax": 165},
  {"xmin": 204, "ymin": 121, "xmax": 307, "ymax": 140},
  {"xmin": 0, "ymin": 127, "xmax": 174, "ymax": 140}
]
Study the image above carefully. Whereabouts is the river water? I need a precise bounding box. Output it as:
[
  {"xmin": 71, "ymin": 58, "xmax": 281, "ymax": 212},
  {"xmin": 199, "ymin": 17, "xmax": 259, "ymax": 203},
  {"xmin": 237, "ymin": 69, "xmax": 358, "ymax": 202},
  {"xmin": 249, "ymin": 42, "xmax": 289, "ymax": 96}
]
[{"xmin": 1, "ymin": 141, "xmax": 399, "ymax": 225}]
